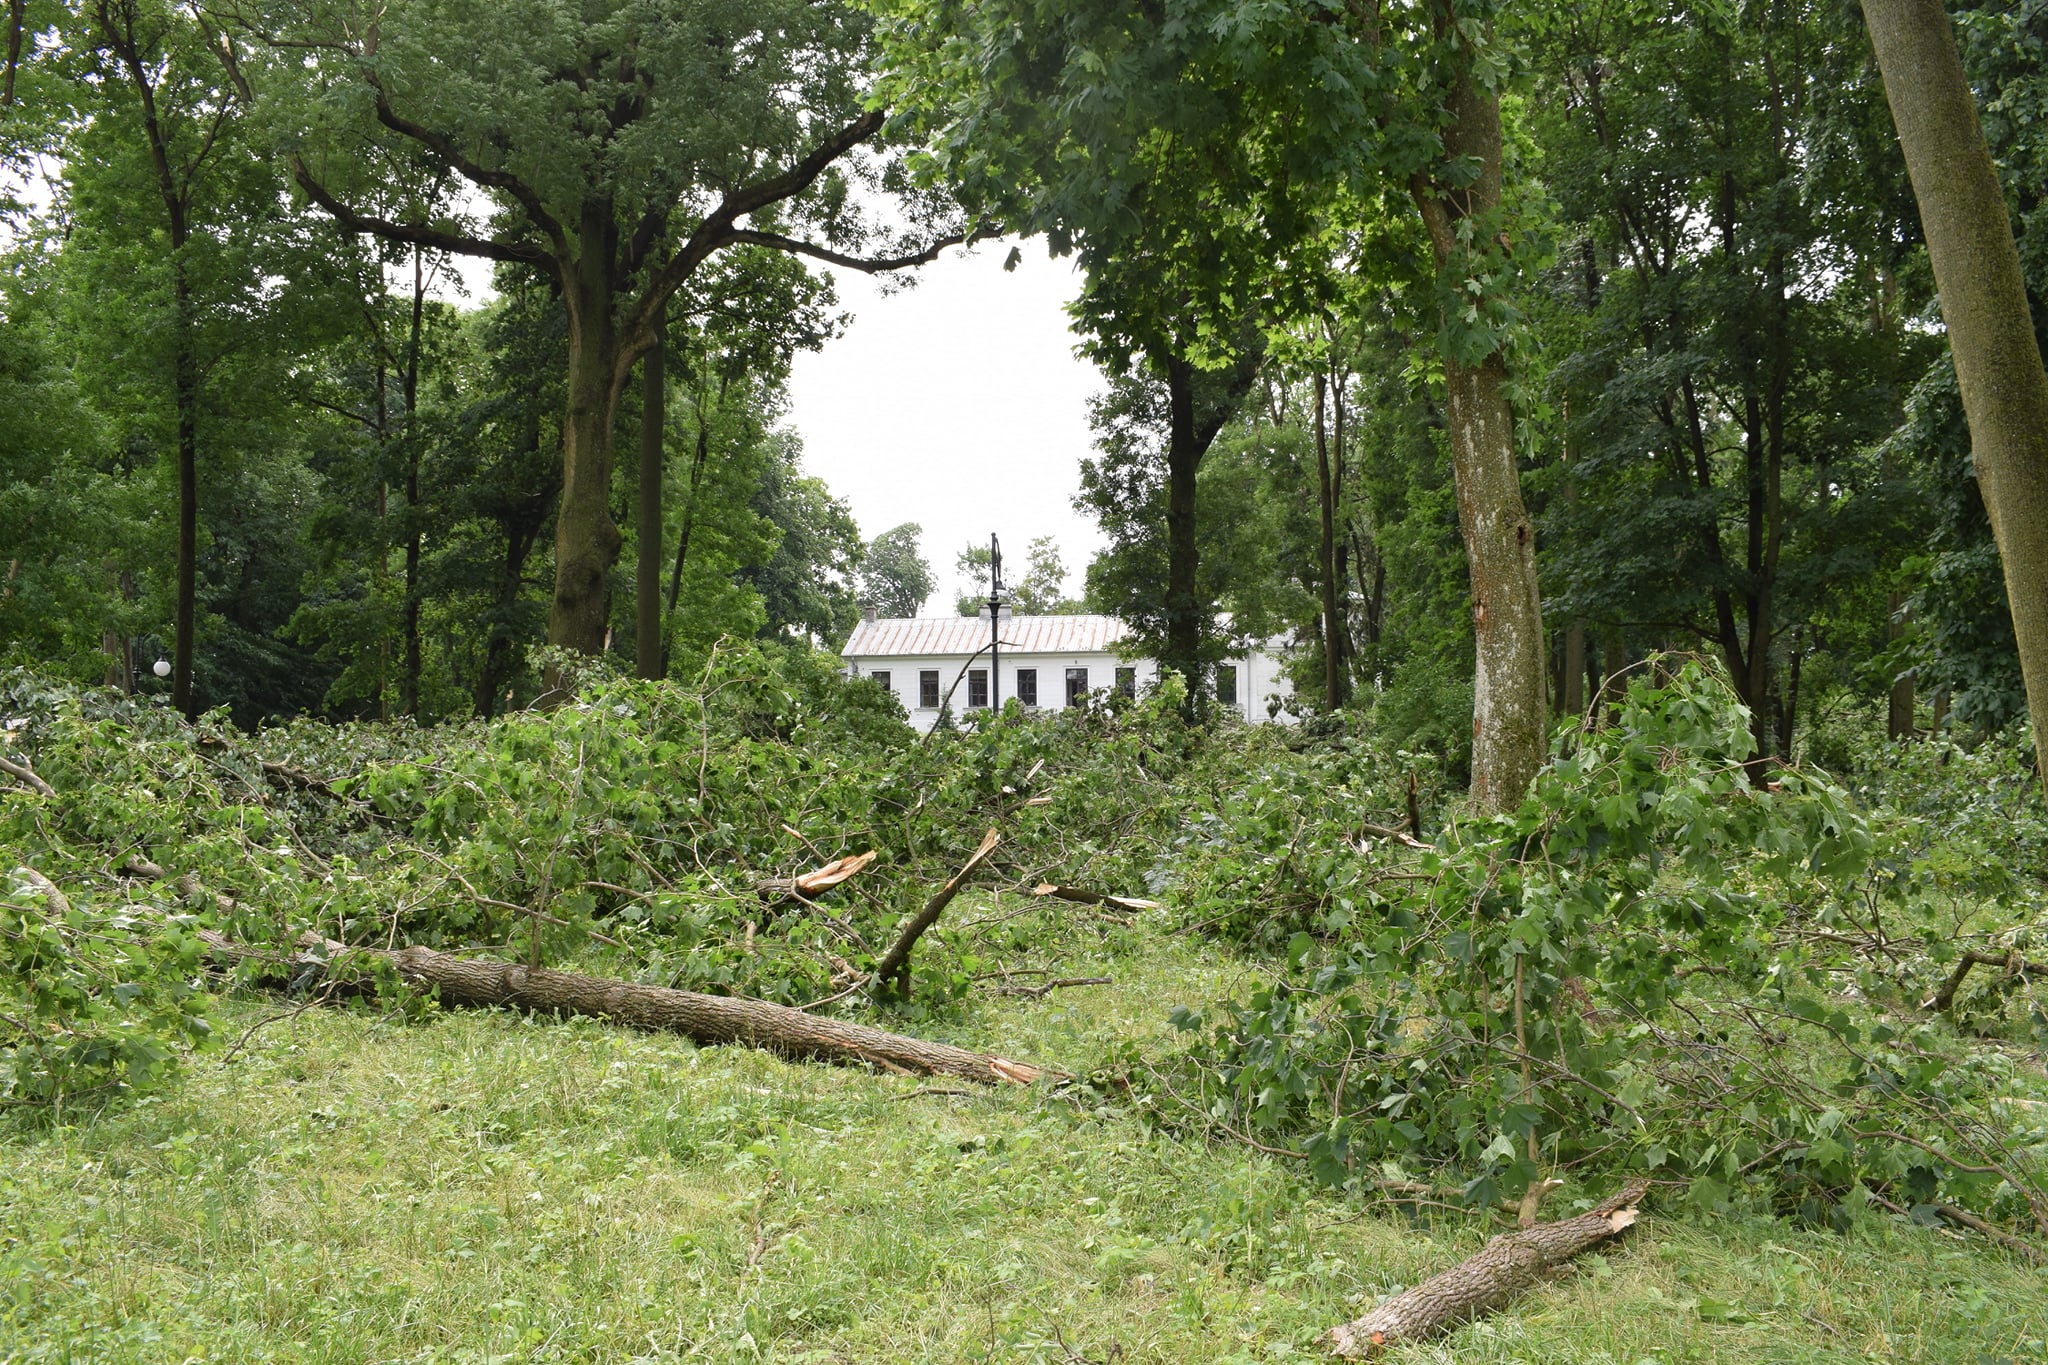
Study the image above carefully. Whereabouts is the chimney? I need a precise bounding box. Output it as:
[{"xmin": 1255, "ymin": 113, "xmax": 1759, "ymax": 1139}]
[{"xmin": 863, "ymin": 605, "xmax": 877, "ymax": 622}]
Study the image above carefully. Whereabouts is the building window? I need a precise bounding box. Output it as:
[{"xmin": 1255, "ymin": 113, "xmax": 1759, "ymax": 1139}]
[
  {"xmin": 1016, "ymin": 668, "xmax": 1037, "ymax": 706},
  {"xmin": 1065, "ymin": 667, "xmax": 1088, "ymax": 707},
  {"xmin": 1114, "ymin": 666, "xmax": 1136, "ymax": 698},
  {"xmin": 870, "ymin": 670, "xmax": 890, "ymax": 694},
  {"xmin": 1215, "ymin": 664, "xmax": 1238, "ymax": 705},
  {"xmin": 968, "ymin": 669, "xmax": 988, "ymax": 709},
  {"xmin": 919, "ymin": 670, "xmax": 940, "ymax": 708}
]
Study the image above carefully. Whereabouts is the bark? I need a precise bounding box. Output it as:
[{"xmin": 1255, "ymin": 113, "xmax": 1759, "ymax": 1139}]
[
  {"xmin": 872, "ymin": 827, "xmax": 1000, "ymax": 993},
  {"xmin": 206, "ymin": 927, "xmax": 1043, "ymax": 1085},
  {"xmin": 1922, "ymin": 949, "xmax": 2048, "ymax": 1012},
  {"xmin": 1888, "ymin": 593, "xmax": 1916, "ymax": 739},
  {"xmin": 1562, "ymin": 623, "xmax": 1586, "ymax": 720},
  {"xmin": 1864, "ymin": 0, "xmax": 2048, "ymax": 801},
  {"xmin": 1321, "ymin": 1181, "xmax": 1649, "ymax": 1356},
  {"xmin": 636, "ymin": 306, "xmax": 666, "ymax": 679},
  {"xmin": 2, "ymin": 0, "xmax": 23, "ymax": 109},
  {"xmin": 1410, "ymin": 26, "xmax": 1548, "ymax": 812},
  {"xmin": 401, "ymin": 249, "xmax": 426, "ymax": 717},
  {"xmin": 1315, "ymin": 371, "xmax": 1347, "ymax": 710},
  {"xmin": 0, "ymin": 754, "xmax": 56, "ymax": 798},
  {"xmin": 548, "ymin": 217, "xmax": 628, "ymax": 658},
  {"xmin": 1163, "ymin": 355, "xmax": 1206, "ymax": 699}
]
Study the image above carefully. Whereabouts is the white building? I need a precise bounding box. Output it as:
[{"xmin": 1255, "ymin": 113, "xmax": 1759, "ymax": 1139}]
[{"xmin": 840, "ymin": 611, "xmax": 1297, "ymax": 733}]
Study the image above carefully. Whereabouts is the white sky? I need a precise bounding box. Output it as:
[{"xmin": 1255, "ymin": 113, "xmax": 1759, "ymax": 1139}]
[{"xmin": 784, "ymin": 241, "xmax": 1105, "ymax": 614}]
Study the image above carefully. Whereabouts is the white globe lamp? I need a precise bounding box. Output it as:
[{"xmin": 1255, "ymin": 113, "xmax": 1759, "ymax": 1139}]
[{"xmin": 153, "ymin": 659, "xmax": 172, "ymax": 679}]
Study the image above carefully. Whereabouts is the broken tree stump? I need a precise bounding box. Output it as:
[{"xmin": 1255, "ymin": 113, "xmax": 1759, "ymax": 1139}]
[{"xmin": 1321, "ymin": 1180, "xmax": 1649, "ymax": 1357}]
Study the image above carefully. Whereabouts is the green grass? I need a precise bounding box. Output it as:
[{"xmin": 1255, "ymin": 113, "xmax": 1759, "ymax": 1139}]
[{"xmin": 3, "ymin": 923, "xmax": 2044, "ymax": 1364}]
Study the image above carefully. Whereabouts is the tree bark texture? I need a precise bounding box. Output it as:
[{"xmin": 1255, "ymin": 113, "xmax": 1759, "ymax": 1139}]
[
  {"xmin": 204, "ymin": 926, "xmax": 1043, "ymax": 1085},
  {"xmin": 402, "ymin": 249, "xmax": 427, "ymax": 717},
  {"xmin": 1410, "ymin": 26, "xmax": 1548, "ymax": 812},
  {"xmin": 1863, "ymin": 0, "xmax": 2048, "ymax": 799},
  {"xmin": 549, "ymin": 225, "xmax": 629, "ymax": 657},
  {"xmin": 1321, "ymin": 1181, "xmax": 1649, "ymax": 1356},
  {"xmin": 1315, "ymin": 371, "xmax": 1347, "ymax": 710},
  {"xmin": 636, "ymin": 306, "xmax": 666, "ymax": 679}
]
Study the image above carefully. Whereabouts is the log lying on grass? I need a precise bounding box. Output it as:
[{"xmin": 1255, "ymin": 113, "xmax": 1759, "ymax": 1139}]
[
  {"xmin": 1321, "ymin": 1180, "xmax": 1650, "ymax": 1357},
  {"xmin": 205, "ymin": 927, "xmax": 1045, "ymax": 1085}
]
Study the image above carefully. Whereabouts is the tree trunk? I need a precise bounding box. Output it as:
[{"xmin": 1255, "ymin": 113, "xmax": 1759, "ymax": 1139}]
[
  {"xmin": 1163, "ymin": 355, "xmax": 1206, "ymax": 701},
  {"xmin": 208, "ymin": 929, "xmax": 1043, "ymax": 1085},
  {"xmin": 1321, "ymin": 1181, "xmax": 1648, "ymax": 1356},
  {"xmin": 401, "ymin": 248, "xmax": 426, "ymax": 717},
  {"xmin": 1888, "ymin": 593, "xmax": 1916, "ymax": 739},
  {"xmin": 1315, "ymin": 371, "xmax": 1346, "ymax": 710},
  {"xmin": 1562, "ymin": 622, "xmax": 1585, "ymax": 719},
  {"xmin": 1864, "ymin": 0, "xmax": 2048, "ymax": 800},
  {"xmin": 636, "ymin": 305, "xmax": 666, "ymax": 679},
  {"xmin": 1411, "ymin": 24, "xmax": 1548, "ymax": 812},
  {"xmin": 548, "ymin": 218, "xmax": 627, "ymax": 658}
]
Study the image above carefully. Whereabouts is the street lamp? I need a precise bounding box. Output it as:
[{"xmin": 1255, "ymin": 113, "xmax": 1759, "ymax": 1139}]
[
  {"xmin": 152, "ymin": 658, "xmax": 171, "ymax": 679},
  {"xmin": 988, "ymin": 534, "xmax": 1003, "ymax": 711}
]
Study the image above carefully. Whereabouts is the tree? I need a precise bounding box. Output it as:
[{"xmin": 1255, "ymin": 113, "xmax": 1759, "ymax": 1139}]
[
  {"xmin": 1862, "ymin": 0, "xmax": 2048, "ymax": 793},
  {"xmin": 861, "ymin": 523, "xmax": 935, "ymax": 618},
  {"xmin": 741, "ymin": 437, "xmax": 863, "ymax": 646},
  {"xmin": 230, "ymin": 0, "xmax": 959, "ymax": 660}
]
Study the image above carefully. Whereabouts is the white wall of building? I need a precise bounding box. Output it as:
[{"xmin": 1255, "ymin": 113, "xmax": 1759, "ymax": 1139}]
[{"xmin": 844, "ymin": 646, "xmax": 1297, "ymax": 733}]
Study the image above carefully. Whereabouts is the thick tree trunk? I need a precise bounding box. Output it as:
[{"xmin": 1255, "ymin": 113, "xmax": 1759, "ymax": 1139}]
[
  {"xmin": 548, "ymin": 224, "xmax": 627, "ymax": 658},
  {"xmin": 1562, "ymin": 622, "xmax": 1586, "ymax": 719},
  {"xmin": 205, "ymin": 928, "xmax": 1043, "ymax": 1085},
  {"xmin": 1315, "ymin": 371, "xmax": 1347, "ymax": 710},
  {"xmin": 1321, "ymin": 1181, "xmax": 1648, "ymax": 1356},
  {"xmin": 1411, "ymin": 25, "xmax": 1548, "ymax": 812},
  {"xmin": 636, "ymin": 306, "xmax": 666, "ymax": 679},
  {"xmin": 401, "ymin": 249, "xmax": 426, "ymax": 717},
  {"xmin": 1163, "ymin": 355, "xmax": 1206, "ymax": 700},
  {"xmin": 1864, "ymin": 0, "xmax": 2048, "ymax": 799}
]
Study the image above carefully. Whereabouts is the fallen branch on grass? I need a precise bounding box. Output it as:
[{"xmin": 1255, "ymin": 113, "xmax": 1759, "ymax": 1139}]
[
  {"xmin": 198, "ymin": 922, "xmax": 1046, "ymax": 1085},
  {"xmin": 1321, "ymin": 1180, "xmax": 1650, "ymax": 1357},
  {"xmin": 1354, "ymin": 820, "xmax": 1430, "ymax": 852},
  {"xmin": 989, "ymin": 975, "xmax": 1112, "ymax": 999},
  {"xmin": 871, "ymin": 827, "xmax": 1000, "ymax": 994}
]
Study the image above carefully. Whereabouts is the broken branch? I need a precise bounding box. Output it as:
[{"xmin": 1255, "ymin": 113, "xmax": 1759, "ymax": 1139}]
[
  {"xmin": 871, "ymin": 827, "xmax": 1000, "ymax": 994},
  {"xmin": 0, "ymin": 754, "xmax": 55, "ymax": 798},
  {"xmin": 1321, "ymin": 1180, "xmax": 1650, "ymax": 1357}
]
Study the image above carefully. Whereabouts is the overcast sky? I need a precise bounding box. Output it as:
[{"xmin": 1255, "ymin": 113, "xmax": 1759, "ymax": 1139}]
[{"xmin": 784, "ymin": 241, "xmax": 1105, "ymax": 615}]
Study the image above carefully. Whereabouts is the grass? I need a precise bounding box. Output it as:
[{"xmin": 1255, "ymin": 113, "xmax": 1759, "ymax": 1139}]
[{"xmin": 3, "ymin": 915, "xmax": 2045, "ymax": 1364}]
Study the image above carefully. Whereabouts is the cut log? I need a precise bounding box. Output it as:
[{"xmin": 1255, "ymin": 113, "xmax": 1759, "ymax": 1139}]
[
  {"xmin": 1321, "ymin": 1180, "xmax": 1649, "ymax": 1357},
  {"xmin": 871, "ymin": 827, "xmax": 1000, "ymax": 993},
  {"xmin": 201, "ymin": 925, "xmax": 1045, "ymax": 1085}
]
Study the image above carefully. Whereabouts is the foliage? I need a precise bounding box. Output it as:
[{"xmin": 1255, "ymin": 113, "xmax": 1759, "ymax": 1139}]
[
  {"xmin": 859, "ymin": 522, "xmax": 936, "ymax": 618},
  {"xmin": 1145, "ymin": 663, "xmax": 2048, "ymax": 1231}
]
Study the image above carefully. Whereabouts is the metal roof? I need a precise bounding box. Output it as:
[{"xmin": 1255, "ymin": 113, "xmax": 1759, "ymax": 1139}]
[{"xmin": 841, "ymin": 614, "xmax": 1132, "ymax": 658}]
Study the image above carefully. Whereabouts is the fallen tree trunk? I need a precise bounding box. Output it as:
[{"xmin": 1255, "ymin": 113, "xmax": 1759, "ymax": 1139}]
[
  {"xmin": 1030, "ymin": 883, "xmax": 1161, "ymax": 913},
  {"xmin": 872, "ymin": 827, "xmax": 999, "ymax": 993},
  {"xmin": 1321, "ymin": 1180, "xmax": 1649, "ymax": 1357},
  {"xmin": 204, "ymin": 926, "xmax": 1045, "ymax": 1085}
]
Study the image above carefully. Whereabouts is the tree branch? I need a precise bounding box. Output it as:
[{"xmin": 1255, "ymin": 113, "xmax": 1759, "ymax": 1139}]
[
  {"xmin": 293, "ymin": 163, "xmax": 552, "ymax": 266},
  {"xmin": 365, "ymin": 78, "xmax": 569, "ymax": 257},
  {"xmin": 721, "ymin": 227, "xmax": 964, "ymax": 275}
]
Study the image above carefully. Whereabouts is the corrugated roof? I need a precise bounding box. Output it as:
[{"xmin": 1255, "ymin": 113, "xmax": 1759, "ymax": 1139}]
[{"xmin": 842, "ymin": 614, "xmax": 1132, "ymax": 658}]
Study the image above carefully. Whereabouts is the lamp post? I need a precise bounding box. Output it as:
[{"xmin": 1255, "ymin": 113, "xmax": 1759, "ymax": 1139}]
[{"xmin": 988, "ymin": 533, "xmax": 1003, "ymax": 712}]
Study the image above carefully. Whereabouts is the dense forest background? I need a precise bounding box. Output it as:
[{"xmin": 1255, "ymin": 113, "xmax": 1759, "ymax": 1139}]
[{"xmin": 1, "ymin": 0, "xmax": 2041, "ymax": 767}]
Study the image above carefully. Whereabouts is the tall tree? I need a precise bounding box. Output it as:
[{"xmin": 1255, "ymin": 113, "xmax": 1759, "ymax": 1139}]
[
  {"xmin": 1862, "ymin": 0, "xmax": 2048, "ymax": 792},
  {"xmin": 861, "ymin": 523, "xmax": 935, "ymax": 618},
  {"xmin": 229, "ymin": 0, "xmax": 959, "ymax": 659}
]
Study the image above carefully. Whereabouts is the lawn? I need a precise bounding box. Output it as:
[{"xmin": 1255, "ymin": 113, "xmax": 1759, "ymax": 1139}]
[{"xmin": 4, "ymin": 924, "xmax": 2043, "ymax": 1364}]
